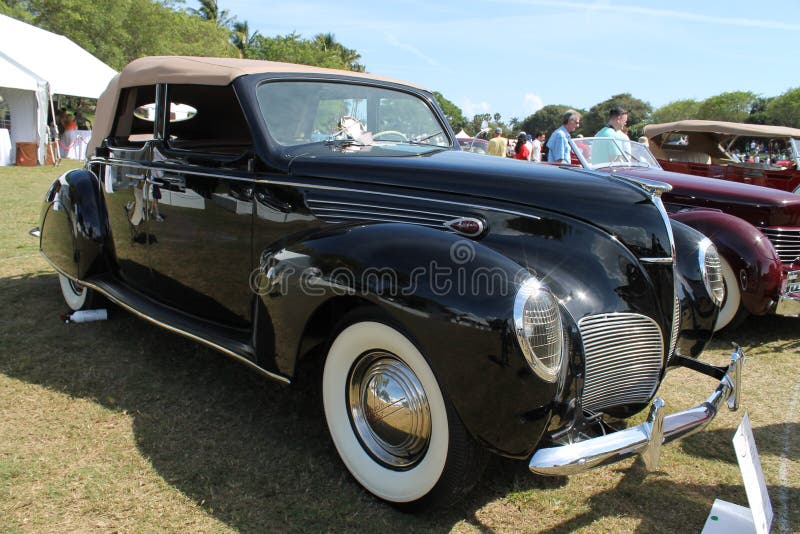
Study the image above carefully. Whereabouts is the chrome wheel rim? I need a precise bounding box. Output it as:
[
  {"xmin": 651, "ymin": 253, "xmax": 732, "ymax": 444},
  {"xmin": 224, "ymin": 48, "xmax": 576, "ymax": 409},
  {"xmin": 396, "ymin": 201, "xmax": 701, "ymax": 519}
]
[{"xmin": 347, "ymin": 351, "xmax": 431, "ymax": 468}]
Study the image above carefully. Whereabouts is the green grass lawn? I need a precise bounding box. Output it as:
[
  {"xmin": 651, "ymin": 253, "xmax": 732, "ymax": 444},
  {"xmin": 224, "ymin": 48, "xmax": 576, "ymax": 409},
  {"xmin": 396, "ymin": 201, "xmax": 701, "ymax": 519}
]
[{"xmin": 0, "ymin": 162, "xmax": 798, "ymax": 533}]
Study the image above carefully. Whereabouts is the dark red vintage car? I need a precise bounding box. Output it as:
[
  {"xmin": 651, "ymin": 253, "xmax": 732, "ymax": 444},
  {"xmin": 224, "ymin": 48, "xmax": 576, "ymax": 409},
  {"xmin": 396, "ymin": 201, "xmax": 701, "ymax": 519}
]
[
  {"xmin": 568, "ymin": 136, "xmax": 800, "ymax": 331},
  {"xmin": 643, "ymin": 120, "xmax": 800, "ymax": 194}
]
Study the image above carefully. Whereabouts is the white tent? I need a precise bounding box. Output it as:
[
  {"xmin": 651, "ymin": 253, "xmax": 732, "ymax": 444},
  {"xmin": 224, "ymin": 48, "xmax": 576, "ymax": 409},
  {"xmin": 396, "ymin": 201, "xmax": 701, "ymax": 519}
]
[
  {"xmin": 455, "ymin": 129, "xmax": 471, "ymax": 139},
  {"xmin": 0, "ymin": 14, "xmax": 116, "ymax": 164}
]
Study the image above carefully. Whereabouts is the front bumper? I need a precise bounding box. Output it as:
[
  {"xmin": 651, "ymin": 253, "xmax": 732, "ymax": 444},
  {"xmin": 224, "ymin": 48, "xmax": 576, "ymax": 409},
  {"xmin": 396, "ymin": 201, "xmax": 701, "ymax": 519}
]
[
  {"xmin": 529, "ymin": 345, "xmax": 744, "ymax": 476},
  {"xmin": 775, "ymin": 270, "xmax": 800, "ymax": 317}
]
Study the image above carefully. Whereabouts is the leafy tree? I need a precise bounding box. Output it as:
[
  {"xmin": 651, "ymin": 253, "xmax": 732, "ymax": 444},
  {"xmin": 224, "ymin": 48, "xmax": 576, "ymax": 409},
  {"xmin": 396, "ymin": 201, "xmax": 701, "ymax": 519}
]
[
  {"xmin": 432, "ymin": 91, "xmax": 467, "ymax": 133},
  {"xmin": 696, "ymin": 91, "xmax": 757, "ymax": 123},
  {"xmin": 519, "ymin": 105, "xmax": 572, "ymax": 137},
  {"xmin": 745, "ymin": 96, "xmax": 774, "ymax": 125},
  {"xmin": 582, "ymin": 93, "xmax": 652, "ymax": 140},
  {"xmin": 464, "ymin": 113, "xmax": 514, "ymax": 137},
  {"xmin": 0, "ymin": 0, "xmax": 34, "ymax": 22},
  {"xmin": 23, "ymin": 0, "xmax": 236, "ymax": 70},
  {"xmin": 765, "ymin": 88, "xmax": 800, "ymax": 128},
  {"xmin": 650, "ymin": 99, "xmax": 700, "ymax": 124},
  {"xmin": 249, "ymin": 32, "xmax": 361, "ymax": 71}
]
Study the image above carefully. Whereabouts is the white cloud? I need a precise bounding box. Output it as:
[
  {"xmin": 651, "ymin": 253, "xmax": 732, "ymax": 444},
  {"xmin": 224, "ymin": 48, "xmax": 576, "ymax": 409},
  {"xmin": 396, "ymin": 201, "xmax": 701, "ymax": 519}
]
[
  {"xmin": 524, "ymin": 93, "xmax": 544, "ymax": 115},
  {"xmin": 461, "ymin": 97, "xmax": 492, "ymax": 118}
]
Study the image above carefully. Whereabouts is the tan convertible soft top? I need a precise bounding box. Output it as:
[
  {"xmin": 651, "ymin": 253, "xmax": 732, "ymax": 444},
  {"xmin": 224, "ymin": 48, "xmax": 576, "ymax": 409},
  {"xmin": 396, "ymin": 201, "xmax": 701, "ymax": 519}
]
[
  {"xmin": 89, "ymin": 56, "xmax": 425, "ymax": 156},
  {"xmin": 644, "ymin": 120, "xmax": 800, "ymax": 139}
]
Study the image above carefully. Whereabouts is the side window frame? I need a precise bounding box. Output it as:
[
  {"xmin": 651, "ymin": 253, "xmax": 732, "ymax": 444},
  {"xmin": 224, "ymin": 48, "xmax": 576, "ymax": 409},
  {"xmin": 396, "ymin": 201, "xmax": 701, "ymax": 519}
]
[
  {"xmin": 108, "ymin": 85, "xmax": 159, "ymax": 148},
  {"xmin": 159, "ymin": 83, "xmax": 254, "ymax": 162}
]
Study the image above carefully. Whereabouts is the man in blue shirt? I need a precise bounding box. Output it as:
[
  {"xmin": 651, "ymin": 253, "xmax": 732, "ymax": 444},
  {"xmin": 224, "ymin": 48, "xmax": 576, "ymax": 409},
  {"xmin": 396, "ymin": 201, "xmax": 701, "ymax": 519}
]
[{"xmin": 546, "ymin": 110, "xmax": 582, "ymax": 163}]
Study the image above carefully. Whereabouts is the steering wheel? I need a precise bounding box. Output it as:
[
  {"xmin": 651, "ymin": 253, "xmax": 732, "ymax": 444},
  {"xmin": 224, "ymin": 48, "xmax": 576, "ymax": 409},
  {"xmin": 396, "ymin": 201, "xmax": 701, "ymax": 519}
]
[{"xmin": 373, "ymin": 130, "xmax": 409, "ymax": 142}]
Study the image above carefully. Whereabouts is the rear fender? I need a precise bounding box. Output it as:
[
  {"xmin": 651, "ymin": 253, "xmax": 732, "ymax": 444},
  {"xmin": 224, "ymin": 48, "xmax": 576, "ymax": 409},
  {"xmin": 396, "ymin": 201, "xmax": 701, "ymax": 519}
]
[
  {"xmin": 39, "ymin": 169, "xmax": 110, "ymax": 280},
  {"xmin": 670, "ymin": 209, "xmax": 782, "ymax": 315}
]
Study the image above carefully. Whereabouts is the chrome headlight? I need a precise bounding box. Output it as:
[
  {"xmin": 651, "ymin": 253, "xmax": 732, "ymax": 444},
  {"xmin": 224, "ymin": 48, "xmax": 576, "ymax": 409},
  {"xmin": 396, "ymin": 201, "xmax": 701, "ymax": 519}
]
[
  {"xmin": 699, "ymin": 238, "xmax": 725, "ymax": 307},
  {"xmin": 513, "ymin": 278, "xmax": 564, "ymax": 382}
]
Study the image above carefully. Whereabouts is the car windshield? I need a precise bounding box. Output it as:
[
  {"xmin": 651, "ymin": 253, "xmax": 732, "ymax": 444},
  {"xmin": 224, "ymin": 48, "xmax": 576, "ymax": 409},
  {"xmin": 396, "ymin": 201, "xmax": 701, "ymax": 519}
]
[
  {"xmin": 569, "ymin": 137, "xmax": 662, "ymax": 170},
  {"xmin": 256, "ymin": 80, "xmax": 451, "ymax": 155},
  {"xmin": 789, "ymin": 138, "xmax": 800, "ymax": 162}
]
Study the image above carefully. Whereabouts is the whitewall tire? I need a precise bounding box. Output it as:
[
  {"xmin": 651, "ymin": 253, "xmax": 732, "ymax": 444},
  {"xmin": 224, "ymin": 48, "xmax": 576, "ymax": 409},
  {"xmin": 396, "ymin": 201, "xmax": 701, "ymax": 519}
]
[
  {"xmin": 59, "ymin": 274, "xmax": 91, "ymax": 311},
  {"xmin": 714, "ymin": 256, "xmax": 741, "ymax": 331},
  {"xmin": 322, "ymin": 320, "xmax": 482, "ymax": 506}
]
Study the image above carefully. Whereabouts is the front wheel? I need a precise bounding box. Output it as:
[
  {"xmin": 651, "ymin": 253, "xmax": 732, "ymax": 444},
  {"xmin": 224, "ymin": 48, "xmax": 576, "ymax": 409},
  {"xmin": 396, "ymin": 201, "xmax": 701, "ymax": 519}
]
[
  {"xmin": 322, "ymin": 320, "xmax": 485, "ymax": 508},
  {"xmin": 58, "ymin": 274, "xmax": 96, "ymax": 311}
]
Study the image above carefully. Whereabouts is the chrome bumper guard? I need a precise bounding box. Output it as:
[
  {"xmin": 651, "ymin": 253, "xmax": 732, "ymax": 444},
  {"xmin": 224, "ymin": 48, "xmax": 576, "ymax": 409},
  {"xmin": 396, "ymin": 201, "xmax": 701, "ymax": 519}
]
[
  {"xmin": 775, "ymin": 270, "xmax": 800, "ymax": 317},
  {"xmin": 529, "ymin": 346, "xmax": 745, "ymax": 476}
]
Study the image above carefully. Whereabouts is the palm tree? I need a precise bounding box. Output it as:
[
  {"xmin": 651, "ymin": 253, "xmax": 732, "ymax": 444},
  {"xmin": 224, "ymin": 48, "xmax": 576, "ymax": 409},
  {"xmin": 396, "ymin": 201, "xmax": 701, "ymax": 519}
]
[
  {"xmin": 313, "ymin": 32, "xmax": 364, "ymax": 72},
  {"xmin": 189, "ymin": 0, "xmax": 234, "ymax": 28},
  {"xmin": 231, "ymin": 21, "xmax": 260, "ymax": 58}
]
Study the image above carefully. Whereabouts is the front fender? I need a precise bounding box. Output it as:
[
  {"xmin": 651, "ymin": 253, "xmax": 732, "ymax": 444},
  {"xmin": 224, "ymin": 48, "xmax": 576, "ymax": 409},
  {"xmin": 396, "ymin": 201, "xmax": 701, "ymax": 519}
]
[
  {"xmin": 670, "ymin": 208, "xmax": 782, "ymax": 315},
  {"xmin": 256, "ymin": 223, "xmax": 560, "ymax": 458},
  {"xmin": 39, "ymin": 169, "xmax": 110, "ymax": 280}
]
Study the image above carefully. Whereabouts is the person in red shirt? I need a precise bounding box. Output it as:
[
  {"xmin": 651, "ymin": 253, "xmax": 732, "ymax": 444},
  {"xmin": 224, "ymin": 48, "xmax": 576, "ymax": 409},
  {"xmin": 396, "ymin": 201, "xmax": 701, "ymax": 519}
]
[
  {"xmin": 514, "ymin": 132, "xmax": 530, "ymax": 160},
  {"xmin": 62, "ymin": 113, "xmax": 77, "ymax": 131}
]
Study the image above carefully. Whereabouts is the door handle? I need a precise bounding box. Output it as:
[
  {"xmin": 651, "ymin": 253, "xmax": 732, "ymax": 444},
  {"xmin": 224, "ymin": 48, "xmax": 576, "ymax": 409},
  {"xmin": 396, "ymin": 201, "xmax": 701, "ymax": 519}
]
[{"xmin": 255, "ymin": 188, "xmax": 292, "ymax": 213}]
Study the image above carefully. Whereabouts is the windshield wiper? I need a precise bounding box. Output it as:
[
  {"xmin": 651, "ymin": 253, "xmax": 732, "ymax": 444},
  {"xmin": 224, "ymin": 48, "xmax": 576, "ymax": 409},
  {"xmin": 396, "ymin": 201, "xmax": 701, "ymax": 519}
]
[{"xmin": 404, "ymin": 130, "xmax": 445, "ymax": 146}]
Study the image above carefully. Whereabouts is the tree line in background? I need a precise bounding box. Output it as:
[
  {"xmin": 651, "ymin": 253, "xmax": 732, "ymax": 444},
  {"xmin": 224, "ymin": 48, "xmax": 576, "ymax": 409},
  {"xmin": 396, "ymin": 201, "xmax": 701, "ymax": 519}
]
[
  {"xmin": 451, "ymin": 88, "xmax": 800, "ymax": 142},
  {"xmin": 0, "ymin": 0, "xmax": 364, "ymax": 72},
  {"xmin": 2, "ymin": 0, "xmax": 799, "ymax": 140}
]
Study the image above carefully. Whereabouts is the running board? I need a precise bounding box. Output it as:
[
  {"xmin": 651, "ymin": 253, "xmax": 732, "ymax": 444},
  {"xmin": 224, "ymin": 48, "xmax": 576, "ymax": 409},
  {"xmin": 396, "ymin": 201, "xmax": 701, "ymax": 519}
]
[{"xmin": 83, "ymin": 273, "xmax": 291, "ymax": 385}]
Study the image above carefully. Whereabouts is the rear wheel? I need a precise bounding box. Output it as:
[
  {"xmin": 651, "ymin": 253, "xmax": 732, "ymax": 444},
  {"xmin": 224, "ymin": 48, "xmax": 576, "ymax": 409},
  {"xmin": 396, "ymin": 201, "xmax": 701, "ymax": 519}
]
[
  {"xmin": 322, "ymin": 319, "xmax": 485, "ymax": 508},
  {"xmin": 58, "ymin": 274, "xmax": 96, "ymax": 311}
]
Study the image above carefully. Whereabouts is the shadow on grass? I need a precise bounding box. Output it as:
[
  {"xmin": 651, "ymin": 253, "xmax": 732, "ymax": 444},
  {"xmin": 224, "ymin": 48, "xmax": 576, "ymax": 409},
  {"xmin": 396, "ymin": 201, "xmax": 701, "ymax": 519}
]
[
  {"xmin": 528, "ymin": 459, "xmax": 799, "ymax": 534},
  {"xmin": 1, "ymin": 272, "xmax": 795, "ymax": 532},
  {"xmin": 678, "ymin": 422, "xmax": 800, "ymax": 465},
  {"xmin": 713, "ymin": 313, "xmax": 800, "ymax": 352}
]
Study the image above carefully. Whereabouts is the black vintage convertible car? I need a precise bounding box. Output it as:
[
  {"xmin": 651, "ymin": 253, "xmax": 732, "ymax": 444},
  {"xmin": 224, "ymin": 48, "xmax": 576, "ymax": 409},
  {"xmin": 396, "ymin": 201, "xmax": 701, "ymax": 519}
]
[{"xmin": 33, "ymin": 56, "xmax": 743, "ymax": 508}]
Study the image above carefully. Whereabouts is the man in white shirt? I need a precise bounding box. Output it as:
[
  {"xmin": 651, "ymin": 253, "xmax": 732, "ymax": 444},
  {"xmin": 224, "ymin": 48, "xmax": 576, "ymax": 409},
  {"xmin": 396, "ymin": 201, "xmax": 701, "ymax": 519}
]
[{"xmin": 531, "ymin": 131, "xmax": 545, "ymax": 162}]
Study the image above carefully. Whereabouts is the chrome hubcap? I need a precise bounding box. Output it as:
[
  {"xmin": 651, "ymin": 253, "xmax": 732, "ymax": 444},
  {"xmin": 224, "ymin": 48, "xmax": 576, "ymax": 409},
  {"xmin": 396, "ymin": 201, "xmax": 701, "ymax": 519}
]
[{"xmin": 347, "ymin": 351, "xmax": 431, "ymax": 468}]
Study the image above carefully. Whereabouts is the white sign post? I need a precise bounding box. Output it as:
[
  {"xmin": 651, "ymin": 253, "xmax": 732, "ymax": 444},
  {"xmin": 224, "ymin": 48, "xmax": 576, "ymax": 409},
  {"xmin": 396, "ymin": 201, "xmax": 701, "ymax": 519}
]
[{"xmin": 702, "ymin": 413, "xmax": 772, "ymax": 534}]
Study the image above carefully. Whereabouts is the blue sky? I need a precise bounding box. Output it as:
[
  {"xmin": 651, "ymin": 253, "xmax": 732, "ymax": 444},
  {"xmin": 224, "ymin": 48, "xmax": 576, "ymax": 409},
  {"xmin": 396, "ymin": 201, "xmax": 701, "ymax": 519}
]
[{"xmin": 217, "ymin": 0, "xmax": 799, "ymax": 121}]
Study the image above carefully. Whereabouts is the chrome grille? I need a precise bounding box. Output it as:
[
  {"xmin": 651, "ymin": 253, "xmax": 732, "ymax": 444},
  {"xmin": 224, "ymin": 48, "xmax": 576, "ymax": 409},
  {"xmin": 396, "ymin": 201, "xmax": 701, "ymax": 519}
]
[
  {"xmin": 307, "ymin": 198, "xmax": 461, "ymax": 229},
  {"xmin": 578, "ymin": 313, "xmax": 664, "ymax": 412},
  {"xmin": 759, "ymin": 227, "xmax": 800, "ymax": 264}
]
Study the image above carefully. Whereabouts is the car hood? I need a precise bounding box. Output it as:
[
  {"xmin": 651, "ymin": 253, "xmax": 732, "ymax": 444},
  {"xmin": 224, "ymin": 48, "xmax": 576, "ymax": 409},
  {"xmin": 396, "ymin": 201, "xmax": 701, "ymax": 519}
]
[
  {"xmin": 287, "ymin": 149, "xmax": 674, "ymax": 259},
  {"xmin": 605, "ymin": 165, "xmax": 800, "ymax": 227}
]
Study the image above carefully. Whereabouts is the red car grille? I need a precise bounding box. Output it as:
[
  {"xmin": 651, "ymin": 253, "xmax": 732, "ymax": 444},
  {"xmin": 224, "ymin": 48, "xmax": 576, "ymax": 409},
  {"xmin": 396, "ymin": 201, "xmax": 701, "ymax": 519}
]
[{"xmin": 759, "ymin": 227, "xmax": 800, "ymax": 264}]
